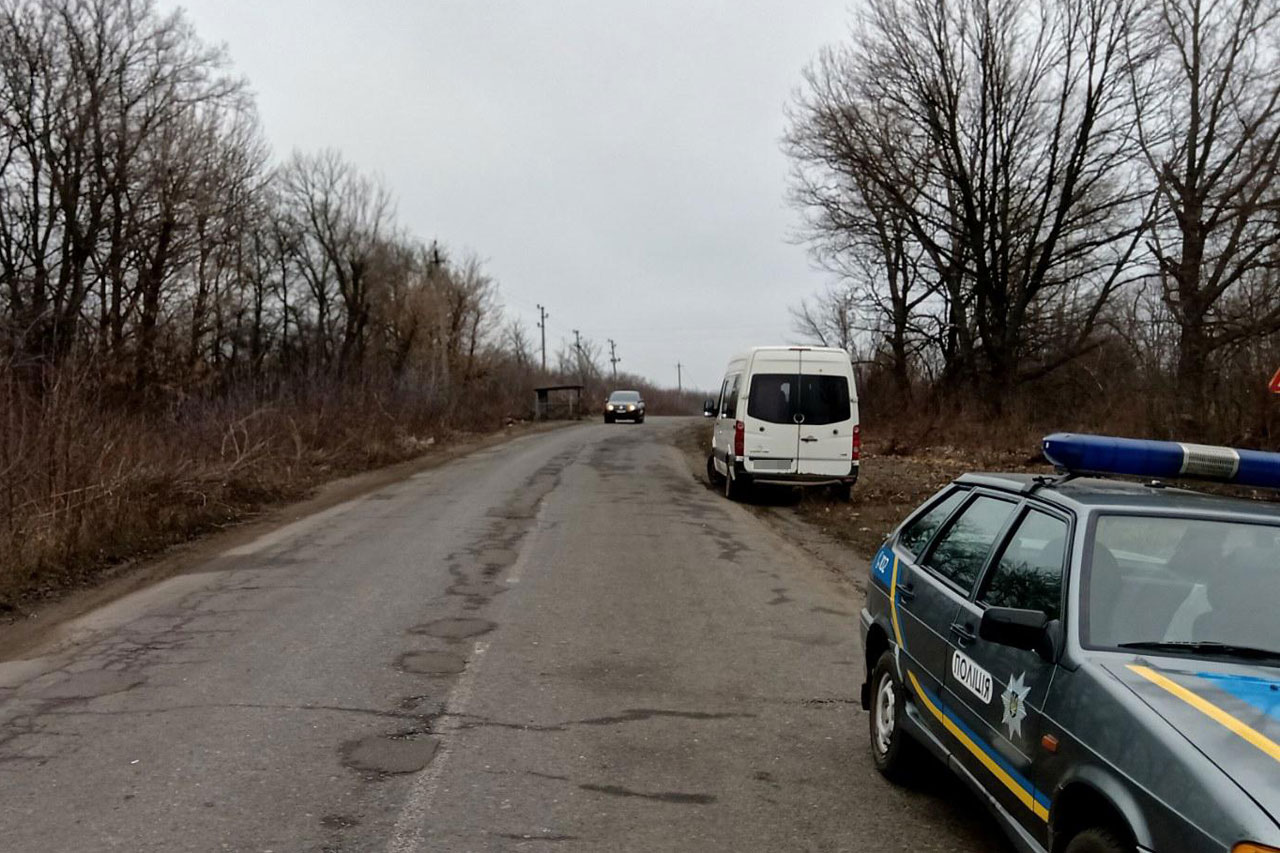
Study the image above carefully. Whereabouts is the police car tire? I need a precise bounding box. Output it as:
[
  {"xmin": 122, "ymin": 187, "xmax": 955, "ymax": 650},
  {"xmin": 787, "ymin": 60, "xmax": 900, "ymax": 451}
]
[
  {"xmin": 869, "ymin": 651, "xmax": 914, "ymax": 782},
  {"xmin": 1063, "ymin": 827, "xmax": 1131, "ymax": 853}
]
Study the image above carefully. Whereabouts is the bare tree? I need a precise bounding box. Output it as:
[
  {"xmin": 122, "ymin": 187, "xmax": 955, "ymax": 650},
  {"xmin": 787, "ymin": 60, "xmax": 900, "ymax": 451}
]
[
  {"xmin": 1131, "ymin": 0, "xmax": 1280, "ymax": 411},
  {"xmin": 789, "ymin": 0, "xmax": 1153, "ymax": 408},
  {"xmin": 280, "ymin": 149, "xmax": 391, "ymax": 372}
]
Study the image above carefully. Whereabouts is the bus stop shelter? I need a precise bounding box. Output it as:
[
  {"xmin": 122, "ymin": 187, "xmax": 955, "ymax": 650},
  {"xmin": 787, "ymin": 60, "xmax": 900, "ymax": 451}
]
[{"xmin": 534, "ymin": 384, "xmax": 586, "ymax": 420}]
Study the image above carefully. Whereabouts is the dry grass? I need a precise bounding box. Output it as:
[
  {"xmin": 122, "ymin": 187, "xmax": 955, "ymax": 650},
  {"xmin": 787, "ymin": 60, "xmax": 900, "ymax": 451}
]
[{"xmin": 0, "ymin": 370, "xmax": 527, "ymax": 609}]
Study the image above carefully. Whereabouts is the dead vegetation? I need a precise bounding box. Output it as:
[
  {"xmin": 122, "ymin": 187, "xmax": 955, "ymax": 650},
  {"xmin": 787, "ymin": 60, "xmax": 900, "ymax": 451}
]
[
  {"xmin": 0, "ymin": 373, "xmax": 524, "ymax": 608},
  {"xmin": 0, "ymin": 0, "xmax": 700, "ymax": 609}
]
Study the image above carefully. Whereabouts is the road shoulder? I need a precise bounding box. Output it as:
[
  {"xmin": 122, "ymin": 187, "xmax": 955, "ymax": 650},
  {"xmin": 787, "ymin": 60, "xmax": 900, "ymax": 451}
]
[
  {"xmin": 670, "ymin": 420, "xmax": 872, "ymax": 590},
  {"xmin": 0, "ymin": 420, "xmax": 572, "ymax": 662}
]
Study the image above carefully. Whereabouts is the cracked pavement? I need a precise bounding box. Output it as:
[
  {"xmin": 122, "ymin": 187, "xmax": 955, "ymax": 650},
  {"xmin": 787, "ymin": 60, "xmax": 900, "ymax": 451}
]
[{"xmin": 0, "ymin": 418, "xmax": 1005, "ymax": 852}]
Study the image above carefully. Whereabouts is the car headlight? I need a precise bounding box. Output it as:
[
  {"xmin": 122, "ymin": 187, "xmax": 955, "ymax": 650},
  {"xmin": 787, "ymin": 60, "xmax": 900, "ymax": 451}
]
[
  {"xmin": 627, "ymin": 404, "xmax": 635, "ymax": 411},
  {"xmin": 606, "ymin": 404, "xmax": 614, "ymax": 411}
]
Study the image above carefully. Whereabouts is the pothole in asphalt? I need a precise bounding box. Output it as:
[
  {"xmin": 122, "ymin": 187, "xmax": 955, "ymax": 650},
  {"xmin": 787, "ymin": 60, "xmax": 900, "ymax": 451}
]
[
  {"xmin": 409, "ymin": 618, "xmax": 496, "ymax": 639},
  {"xmin": 448, "ymin": 581, "xmax": 505, "ymax": 598},
  {"xmin": 398, "ymin": 651, "xmax": 467, "ymax": 675},
  {"xmin": 342, "ymin": 734, "xmax": 439, "ymax": 775},
  {"xmin": 39, "ymin": 671, "xmax": 143, "ymax": 699},
  {"xmin": 475, "ymin": 547, "xmax": 517, "ymax": 567}
]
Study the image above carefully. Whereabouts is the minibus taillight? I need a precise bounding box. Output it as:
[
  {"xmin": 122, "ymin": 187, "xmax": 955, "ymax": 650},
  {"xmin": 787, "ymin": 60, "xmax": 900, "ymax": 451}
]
[
  {"xmin": 734, "ymin": 420, "xmax": 745, "ymax": 457},
  {"xmin": 852, "ymin": 424, "xmax": 862, "ymax": 462}
]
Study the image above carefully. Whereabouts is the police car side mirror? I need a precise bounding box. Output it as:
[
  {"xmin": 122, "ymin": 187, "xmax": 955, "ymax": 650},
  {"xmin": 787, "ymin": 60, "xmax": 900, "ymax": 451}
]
[
  {"xmin": 981, "ymin": 607, "xmax": 1057, "ymax": 661},
  {"xmin": 703, "ymin": 398, "xmax": 717, "ymax": 417}
]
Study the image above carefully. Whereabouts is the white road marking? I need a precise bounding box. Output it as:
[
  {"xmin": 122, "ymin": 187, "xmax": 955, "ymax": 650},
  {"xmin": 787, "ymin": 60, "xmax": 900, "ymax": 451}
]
[
  {"xmin": 385, "ymin": 496, "xmax": 548, "ymax": 852},
  {"xmin": 385, "ymin": 638, "xmax": 491, "ymax": 853}
]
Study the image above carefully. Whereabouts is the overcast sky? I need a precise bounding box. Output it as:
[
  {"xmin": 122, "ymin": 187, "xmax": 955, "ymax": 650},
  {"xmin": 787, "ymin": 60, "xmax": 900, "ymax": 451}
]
[{"xmin": 169, "ymin": 1, "xmax": 851, "ymax": 391}]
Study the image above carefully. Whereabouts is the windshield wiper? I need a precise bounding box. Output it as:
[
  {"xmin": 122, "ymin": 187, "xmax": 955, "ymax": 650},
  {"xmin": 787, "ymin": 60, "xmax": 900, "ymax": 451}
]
[{"xmin": 1117, "ymin": 640, "xmax": 1280, "ymax": 663}]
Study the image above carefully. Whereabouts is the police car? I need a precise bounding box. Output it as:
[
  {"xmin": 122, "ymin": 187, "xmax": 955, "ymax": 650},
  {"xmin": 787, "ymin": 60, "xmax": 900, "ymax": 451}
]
[{"xmin": 860, "ymin": 434, "xmax": 1280, "ymax": 853}]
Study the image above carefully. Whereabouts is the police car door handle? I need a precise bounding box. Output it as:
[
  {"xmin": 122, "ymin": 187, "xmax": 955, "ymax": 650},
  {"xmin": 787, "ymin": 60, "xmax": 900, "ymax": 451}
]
[
  {"xmin": 950, "ymin": 622, "xmax": 977, "ymax": 645},
  {"xmin": 896, "ymin": 582, "xmax": 915, "ymax": 602}
]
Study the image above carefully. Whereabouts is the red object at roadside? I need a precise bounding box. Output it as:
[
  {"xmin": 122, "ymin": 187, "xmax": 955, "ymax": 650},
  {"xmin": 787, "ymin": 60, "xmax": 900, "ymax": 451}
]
[{"xmin": 1271, "ymin": 368, "xmax": 1280, "ymax": 394}]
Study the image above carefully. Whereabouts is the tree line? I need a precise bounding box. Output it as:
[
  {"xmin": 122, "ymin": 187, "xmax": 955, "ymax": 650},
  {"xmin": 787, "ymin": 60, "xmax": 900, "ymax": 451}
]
[
  {"xmin": 0, "ymin": 0, "xmax": 510, "ymax": 404},
  {"xmin": 787, "ymin": 0, "xmax": 1280, "ymax": 438},
  {"xmin": 0, "ymin": 0, "xmax": 705, "ymax": 602}
]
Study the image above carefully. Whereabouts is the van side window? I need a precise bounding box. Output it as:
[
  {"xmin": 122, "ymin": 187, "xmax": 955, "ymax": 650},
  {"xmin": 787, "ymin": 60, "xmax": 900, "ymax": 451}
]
[
  {"xmin": 747, "ymin": 374, "xmax": 794, "ymax": 424},
  {"xmin": 797, "ymin": 374, "xmax": 850, "ymax": 425},
  {"xmin": 898, "ymin": 489, "xmax": 966, "ymax": 557},
  {"xmin": 720, "ymin": 374, "xmax": 740, "ymax": 418},
  {"xmin": 924, "ymin": 496, "xmax": 1018, "ymax": 595}
]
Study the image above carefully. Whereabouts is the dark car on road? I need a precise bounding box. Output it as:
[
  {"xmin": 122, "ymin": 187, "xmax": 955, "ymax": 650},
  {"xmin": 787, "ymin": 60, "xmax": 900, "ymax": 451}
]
[
  {"xmin": 604, "ymin": 390, "xmax": 645, "ymax": 424},
  {"xmin": 860, "ymin": 433, "xmax": 1280, "ymax": 853}
]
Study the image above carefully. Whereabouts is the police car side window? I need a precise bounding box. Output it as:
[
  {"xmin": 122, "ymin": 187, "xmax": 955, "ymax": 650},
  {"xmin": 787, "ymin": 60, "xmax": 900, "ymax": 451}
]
[
  {"xmin": 898, "ymin": 490, "xmax": 967, "ymax": 557},
  {"xmin": 979, "ymin": 509, "xmax": 1067, "ymax": 620},
  {"xmin": 924, "ymin": 496, "xmax": 1018, "ymax": 595}
]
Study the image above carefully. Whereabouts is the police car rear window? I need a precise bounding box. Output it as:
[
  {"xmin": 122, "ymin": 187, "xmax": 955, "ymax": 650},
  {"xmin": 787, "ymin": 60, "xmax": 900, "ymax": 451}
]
[
  {"xmin": 898, "ymin": 490, "xmax": 967, "ymax": 557},
  {"xmin": 925, "ymin": 496, "xmax": 1018, "ymax": 595}
]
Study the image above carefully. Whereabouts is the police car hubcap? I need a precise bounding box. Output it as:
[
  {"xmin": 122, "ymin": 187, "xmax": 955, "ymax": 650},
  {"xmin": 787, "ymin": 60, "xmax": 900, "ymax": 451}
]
[{"xmin": 874, "ymin": 675, "xmax": 895, "ymax": 755}]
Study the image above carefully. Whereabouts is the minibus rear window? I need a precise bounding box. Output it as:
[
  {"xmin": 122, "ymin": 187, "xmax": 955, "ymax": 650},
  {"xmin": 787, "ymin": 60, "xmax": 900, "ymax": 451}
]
[
  {"xmin": 797, "ymin": 374, "xmax": 850, "ymax": 425},
  {"xmin": 747, "ymin": 374, "xmax": 794, "ymax": 424},
  {"xmin": 747, "ymin": 373, "xmax": 850, "ymax": 425}
]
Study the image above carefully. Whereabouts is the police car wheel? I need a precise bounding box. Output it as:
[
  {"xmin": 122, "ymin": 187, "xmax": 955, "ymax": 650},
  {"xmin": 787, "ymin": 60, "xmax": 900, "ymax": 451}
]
[
  {"xmin": 1063, "ymin": 827, "xmax": 1131, "ymax": 853},
  {"xmin": 706, "ymin": 454, "xmax": 723, "ymax": 485},
  {"xmin": 869, "ymin": 651, "xmax": 913, "ymax": 782}
]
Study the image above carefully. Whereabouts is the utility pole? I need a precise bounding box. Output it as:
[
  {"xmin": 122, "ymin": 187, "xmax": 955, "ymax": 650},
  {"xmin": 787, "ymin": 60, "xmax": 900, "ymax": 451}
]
[
  {"xmin": 573, "ymin": 329, "xmax": 583, "ymax": 382},
  {"xmin": 536, "ymin": 304, "xmax": 548, "ymax": 372},
  {"xmin": 608, "ymin": 339, "xmax": 620, "ymax": 379},
  {"xmin": 677, "ymin": 363, "xmax": 683, "ymax": 392}
]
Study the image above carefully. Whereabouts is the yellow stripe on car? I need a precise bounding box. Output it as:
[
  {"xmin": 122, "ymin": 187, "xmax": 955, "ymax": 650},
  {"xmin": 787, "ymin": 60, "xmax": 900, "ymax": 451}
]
[
  {"xmin": 907, "ymin": 670, "xmax": 1050, "ymax": 822},
  {"xmin": 1128, "ymin": 665, "xmax": 1280, "ymax": 765},
  {"xmin": 888, "ymin": 555, "xmax": 903, "ymax": 647}
]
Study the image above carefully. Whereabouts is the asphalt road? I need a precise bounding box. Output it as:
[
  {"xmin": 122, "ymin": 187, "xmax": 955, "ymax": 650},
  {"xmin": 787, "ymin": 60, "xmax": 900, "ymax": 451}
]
[{"xmin": 0, "ymin": 417, "xmax": 1005, "ymax": 852}]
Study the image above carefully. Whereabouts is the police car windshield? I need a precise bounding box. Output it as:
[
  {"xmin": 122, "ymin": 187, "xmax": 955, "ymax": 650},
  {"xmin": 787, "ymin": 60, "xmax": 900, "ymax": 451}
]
[{"xmin": 1084, "ymin": 515, "xmax": 1279, "ymax": 662}]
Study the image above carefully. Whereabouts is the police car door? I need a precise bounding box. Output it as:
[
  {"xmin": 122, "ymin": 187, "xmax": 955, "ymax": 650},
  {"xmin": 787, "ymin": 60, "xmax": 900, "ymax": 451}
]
[
  {"xmin": 945, "ymin": 505, "xmax": 1069, "ymax": 845},
  {"xmin": 873, "ymin": 487, "xmax": 970, "ymax": 746}
]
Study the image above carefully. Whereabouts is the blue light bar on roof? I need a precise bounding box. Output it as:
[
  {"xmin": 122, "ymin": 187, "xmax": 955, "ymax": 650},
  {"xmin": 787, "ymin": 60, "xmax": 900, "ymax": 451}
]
[{"xmin": 1042, "ymin": 433, "xmax": 1280, "ymax": 488}]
